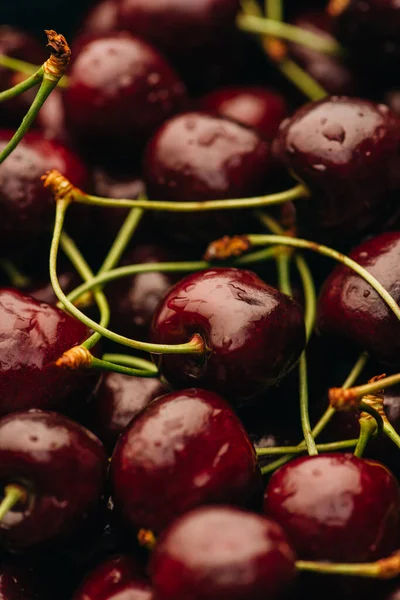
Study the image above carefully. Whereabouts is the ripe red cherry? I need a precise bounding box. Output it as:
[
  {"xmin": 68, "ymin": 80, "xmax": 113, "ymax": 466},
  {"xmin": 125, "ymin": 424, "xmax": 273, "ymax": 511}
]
[
  {"xmin": 273, "ymin": 97, "xmax": 400, "ymax": 242},
  {"xmin": 64, "ymin": 32, "xmax": 187, "ymax": 162},
  {"xmin": 151, "ymin": 268, "xmax": 305, "ymax": 402},
  {"xmin": 117, "ymin": 0, "xmax": 240, "ymax": 58},
  {"xmin": 86, "ymin": 371, "xmax": 167, "ymax": 452},
  {"xmin": 72, "ymin": 555, "xmax": 152, "ymax": 600},
  {"xmin": 0, "ymin": 288, "xmax": 98, "ymax": 416},
  {"xmin": 150, "ymin": 505, "xmax": 296, "ymax": 600},
  {"xmin": 198, "ymin": 86, "xmax": 288, "ymax": 140},
  {"xmin": 264, "ymin": 453, "xmax": 400, "ymax": 562},
  {"xmin": 0, "ymin": 130, "xmax": 87, "ymax": 255},
  {"xmin": 0, "ymin": 410, "xmax": 107, "ymax": 552},
  {"xmin": 317, "ymin": 231, "xmax": 400, "ymax": 368},
  {"xmin": 143, "ymin": 112, "xmax": 271, "ymax": 243},
  {"xmin": 111, "ymin": 388, "xmax": 261, "ymax": 533}
]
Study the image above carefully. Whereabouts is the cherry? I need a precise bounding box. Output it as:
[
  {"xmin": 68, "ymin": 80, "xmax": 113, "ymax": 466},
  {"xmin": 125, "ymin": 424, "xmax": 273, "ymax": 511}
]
[
  {"xmin": 0, "ymin": 560, "xmax": 52, "ymax": 599},
  {"xmin": 0, "ymin": 288, "xmax": 98, "ymax": 416},
  {"xmin": 0, "ymin": 130, "xmax": 88, "ymax": 256},
  {"xmin": 288, "ymin": 11, "xmax": 358, "ymax": 96},
  {"xmin": 64, "ymin": 32, "xmax": 187, "ymax": 163},
  {"xmin": 150, "ymin": 268, "xmax": 305, "ymax": 402},
  {"xmin": 273, "ymin": 97, "xmax": 400, "ymax": 242},
  {"xmin": 317, "ymin": 231, "xmax": 400, "ymax": 368},
  {"xmin": 198, "ymin": 86, "xmax": 288, "ymax": 140},
  {"xmin": 117, "ymin": 0, "xmax": 240, "ymax": 59},
  {"xmin": 0, "ymin": 409, "xmax": 107, "ymax": 551},
  {"xmin": 264, "ymin": 453, "xmax": 400, "ymax": 562},
  {"xmin": 111, "ymin": 388, "xmax": 261, "ymax": 533},
  {"xmin": 72, "ymin": 555, "xmax": 152, "ymax": 600},
  {"xmin": 143, "ymin": 112, "xmax": 271, "ymax": 243},
  {"xmin": 86, "ymin": 371, "xmax": 167, "ymax": 452},
  {"xmin": 150, "ymin": 505, "xmax": 296, "ymax": 600}
]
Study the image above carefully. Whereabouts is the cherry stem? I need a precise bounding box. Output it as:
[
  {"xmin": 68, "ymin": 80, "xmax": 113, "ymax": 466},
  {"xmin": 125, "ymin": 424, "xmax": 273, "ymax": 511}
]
[
  {"xmin": 383, "ymin": 421, "xmax": 400, "ymax": 451},
  {"xmin": 257, "ymin": 438, "xmax": 358, "ymax": 458},
  {"xmin": 237, "ymin": 13, "xmax": 344, "ymax": 56},
  {"xmin": 90, "ymin": 356, "xmax": 158, "ymax": 378},
  {"xmin": 102, "ymin": 353, "xmax": 158, "ymax": 373},
  {"xmin": 0, "ymin": 484, "xmax": 27, "ymax": 521},
  {"xmin": 262, "ymin": 352, "xmax": 369, "ymax": 474},
  {"xmin": 296, "ymin": 551, "xmax": 400, "ymax": 579},
  {"xmin": 266, "ymin": 0, "xmax": 283, "ymax": 21},
  {"xmin": 0, "ymin": 66, "xmax": 43, "ymax": 104},
  {"xmin": 276, "ymin": 251, "xmax": 292, "ymax": 296},
  {"xmin": 60, "ymin": 231, "xmax": 110, "ymax": 350},
  {"xmin": 248, "ymin": 234, "xmax": 400, "ymax": 322},
  {"xmin": 299, "ymin": 353, "xmax": 318, "ymax": 455},
  {"xmin": 295, "ymin": 254, "xmax": 316, "ymax": 340},
  {"xmin": 98, "ymin": 207, "xmax": 144, "ymax": 277},
  {"xmin": 50, "ymin": 200, "xmax": 205, "ymax": 356},
  {"xmin": 330, "ymin": 372, "xmax": 400, "ymax": 406},
  {"xmin": 0, "ymin": 259, "xmax": 31, "ymax": 288},
  {"xmin": 0, "ymin": 53, "xmax": 69, "ymax": 87},
  {"xmin": 354, "ymin": 415, "xmax": 377, "ymax": 458}
]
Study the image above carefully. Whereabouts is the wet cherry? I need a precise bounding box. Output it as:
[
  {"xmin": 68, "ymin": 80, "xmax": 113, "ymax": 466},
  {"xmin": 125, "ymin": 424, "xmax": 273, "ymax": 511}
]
[
  {"xmin": 150, "ymin": 505, "xmax": 296, "ymax": 600},
  {"xmin": 0, "ymin": 410, "xmax": 107, "ymax": 552},
  {"xmin": 273, "ymin": 97, "xmax": 400, "ymax": 242},
  {"xmin": 264, "ymin": 453, "xmax": 400, "ymax": 562},
  {"xmin": 151, "ymin": 268, "xmax": 305, "ymax": 402},
  {"xmin": 111, "ymin": 388, "xmax": 261, "ymax": 533}
]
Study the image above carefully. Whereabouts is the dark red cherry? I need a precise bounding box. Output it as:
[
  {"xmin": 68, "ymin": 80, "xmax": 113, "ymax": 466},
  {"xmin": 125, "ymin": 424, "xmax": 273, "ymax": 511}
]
[
  {"xmin": 273, "ymin": 97, "xmax": 400, "ymax": 242},
  {"xmin": 0, "ymin": 288, "xmax": 98, "ymax": 416},
  {"xmin": 317, "ymin": 231, "xmax": 400, "ymax": 368},
  {"xmin": 150, "ymin": 268, "xmax": 305, "ymax": 402},
  {"xmin": 0, "ymin": 410, "xmax": 107, "ymax": 551},
  {"xmin": 198, "ymin": 86, "xmax": 288, "ymax": 140},
  {"xmin": 108, "ymin": 243, "xmax": 180, "ymax": 342},
  {"xmin": 86, "ymin": 372, "xmax": 167, "ymax": 452},
  {"xmin": 64, "ymin": 32, "xmax": 187, "ymax": 163},
  {"xmin": 117, "ymin": 0, "xmax": 240, "ymax": 58},
  {"xmin": 150, "ymin": 505, "xmax": 296, "ymax": 600},
  {"xmin": 111, "ymin": 388, "xmax": 261, "ymax": 533},
  {"xmin": 143, "ymin": 112, "xmax": 271, "ymax": 243},
  {"xmin": 288, "ymin": 11, "xmax": 358, "ymax": 96},
  {"xmin": 72, "ymin": 555, "xmax": 152, "ymax": 600},
  {"xmin": 0, "ymin": 560, "xmax": 52, "ymax": 599},
  {"xmin": 264, "ymin": 453, "xmax": 400, "ymax": 562},
  {"xmin": 0, "ymin": 130, "xmax": 87, "ymax": 255},
  {"xmin": 79, "ymin": 0, "xmax": 120, "ymax": 37}
]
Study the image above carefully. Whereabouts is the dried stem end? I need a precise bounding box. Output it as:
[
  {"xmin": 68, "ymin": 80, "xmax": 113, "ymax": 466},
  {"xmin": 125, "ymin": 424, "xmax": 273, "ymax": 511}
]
[
  {"xmin": 377, "ymin": 551, "xmax": 400, "ymax": 579},
  {"xmin": 327, "ymin": 0, "xmax": 350, "ymax": 17},
  {"xmin": 43, "ymin": 30, "xmax": 71, "ymax": 81},
  {"xmin": 42, "ymin": 169, "xmax": 77, "ymax": 204},
  {"xmin": 138, "ymin": 529, "xmax": 156, "ymax": 550},
  {"xmin": 56, "ymin": 346, "xmax": 93, "ymax": 369},
  {"xmin": 264, "ymin": 39, "xmax": 287, "ymax": 62},
  {"xmin": 329, "ymin": 374, "xmax": 387, "ymax": 412},
  {"xmin": 204, "ymin": 235, "xmax": 251, "ymax": 261}
]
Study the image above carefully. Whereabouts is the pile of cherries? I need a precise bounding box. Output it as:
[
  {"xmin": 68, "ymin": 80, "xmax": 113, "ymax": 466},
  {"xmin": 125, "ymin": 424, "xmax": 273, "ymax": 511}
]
[{"xmin": 2, "ymin": 0, "xmax": 400, "ymax": 598}]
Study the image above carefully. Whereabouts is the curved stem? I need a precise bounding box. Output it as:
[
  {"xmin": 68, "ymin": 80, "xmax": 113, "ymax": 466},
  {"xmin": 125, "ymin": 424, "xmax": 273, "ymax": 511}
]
[
  {"xmin": 257, "ymin": 438, "xmax": 358, "ymax": 458},
  {"xmin": 383, "ymin": 420, "xmax": 400, "ymax": 450},
  {"xmin": 50, "ymin": 201, "xmax": 205, "ymax": 356},
  {"xmin": 331, "ymin": 372, "xmax": 400, "ymax": 405},
  {"xmin": 354, "ymin": 416, "xmax": 377, "ymax": 458},
  {"xmin": 0, "ymin": 54, "xmax": 69, "ymax": 87},
  {"xmin": 98, "ymin": 208, "xmax": 144, "ymax": 276},
  {"xmin": 0, "ymin": 484, "xmax": 27, "ymax": 521},
  {"xmin": 248, "ymin": 235, "xmax": 400, "ymax": 322},
  {"xmin": 90, "ymin": 356, "xmax": 158, "ymax": 378},
  {"xmin": 296, "ymin": 553, "xmax": 400, "ymax": 579},
  {"xmin": 237, "ymin": 13, "xmax": 344, "ymax": 56},
  {"xmin": 276, "ymin": 252, "xmax": 292, "ymax": 296},
  {"xmin": 262, "ymin": 352, "xmax": 369, "ymax": 474},
  {"xmin": 299, "ymin": 353, "xmax": 318, "ymax": 455},
  {"xmin": 295, "ymin": 254, "xmax": 316, "ymax": 341},
  {"xmin": 102, "ymin": 353, "xmax": 158, "ymax": 373},
  {"xmin": 278, "ymin": 59, "xmax": 328, "ymax": 100},
  {"xmin": 0, "ymin": 66, "xmax": 43, "ymax": 103}
]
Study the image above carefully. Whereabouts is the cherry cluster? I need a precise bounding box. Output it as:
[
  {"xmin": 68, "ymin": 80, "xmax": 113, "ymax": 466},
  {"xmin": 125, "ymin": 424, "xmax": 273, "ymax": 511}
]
[{"xmin": 0, "ymin": 1, "xmax": 400, "ymax": 599}]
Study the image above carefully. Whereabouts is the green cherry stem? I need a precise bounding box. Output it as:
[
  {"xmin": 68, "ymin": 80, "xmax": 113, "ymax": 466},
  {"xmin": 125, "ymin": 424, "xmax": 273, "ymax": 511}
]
[
  {"xmin": 261, "ymin": 351, "xmax": 369, "ymax": 475},
  {"xmin": 299, "ymin": 353, "xmax": 318, "ymax": 456},
  {"xmin": 0, "ymin": 53, "xmax": 69, "ymax": 87},
  {"xmin": 0, "ymin": 484, "xmax": 27, "ymax": 521},
  {"xmin": 102, "ymin": 353, "xmax": 158, "ymax": 373},
  {"xmin": 276, "ymin": 251, "xmax": 292, "ymax": 296},
  {"xmin": 354, "ymin": 416, "xmax": 378, "ymax": 458},
  {"xmin": 98, "ymin": 207, "xmax": 144, "ymax": 277},
  {"xmin": 0, "ymin": 259, "xmax": 31, "ymax": 288},
  {"xmin": 278, "ymin": 59, "xmax": 328, "ymax": 101},
  {"xmin": 236, "ymin": 13, "xmax": 344, "ymax": 56},
  {"xmin": 330, "ymin": 372, "xmax": 400, "ymax": 406},
  {"xmin": 295, "ymin": 254, "xmax": 316, "ymax": 340},
  {"xmin": 383, "ymin": 421, "xmax": 400, "ymax": 451},
  {"xmin": 296, "ymin": 552, "xmax": 400, "ymax": 579},
  {"xmin": 0, "ymin": 66, "xmax": 43, "ymax": 104},
  {"xmin": 266, "ymin": 0, "xmax": 283, "ymax": 22},
  {"xmin": 90, "ymin": 356, "xmax": 158, "ymax": 378},
  {"xmin": 50, "ymin": 200, "xmax": 205, "ymax": 357},
  {"xmin": 256, "ymin": 438, "xmax": 358, "ymax": 456}
]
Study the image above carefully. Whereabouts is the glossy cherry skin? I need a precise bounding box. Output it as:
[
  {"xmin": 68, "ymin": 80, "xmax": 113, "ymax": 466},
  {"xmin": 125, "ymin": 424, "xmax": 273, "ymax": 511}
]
[
  {"xmin": 273, "ymin": 97, "xmax": 400, "ymax": 242},
  {"xmin": 151, "ymin": 268, "xmax": 306, "ymax": 402},
  {"xmin": 111, "ymin": 388, "xmax": 261, "ymax": 533},
  {"xmin": 0, "ymin": 288, "xmax": 98, "ymax": 416},
  {"xmin": 143, "ymin": 112, "xmax": 271, "ymax": 243},
  {"xmin": 150, "ymin": 506, "xmax": 296, "ymax": 600},
  {"xmin": 198, "ymin": 86, "xmax": 288, "ymax": 140},
  {"xmin": 0, "ymin": 130, "xmax": 87, "ymax": 254},
  {"xmin": 264, "ymin": 453, "xmax": 400, "ymax": 562},
  {"xmin": 64, "ymin": 32, "xmax": 187, "ymax": 162},
  {"xmin": 288, "ymin": 11, "xmax": 357, "ymax": 96},
  {"xmin": 86, "ymin": 372, "xmax": 167, "ymax": 452},
  {"xmin": 72, "ymin": 555, "xmax": 152, "ymax": 600},
  {"xmin": 117, "ymin": 0, "xmax": 240, "ymax": 58},
  {"xmin": 0, "ymin": 410, "xmax": 107, "ymax": 551},
  {"xmin": 317, "ymin": 232, "xmax": 400, "ymax": 367}
]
